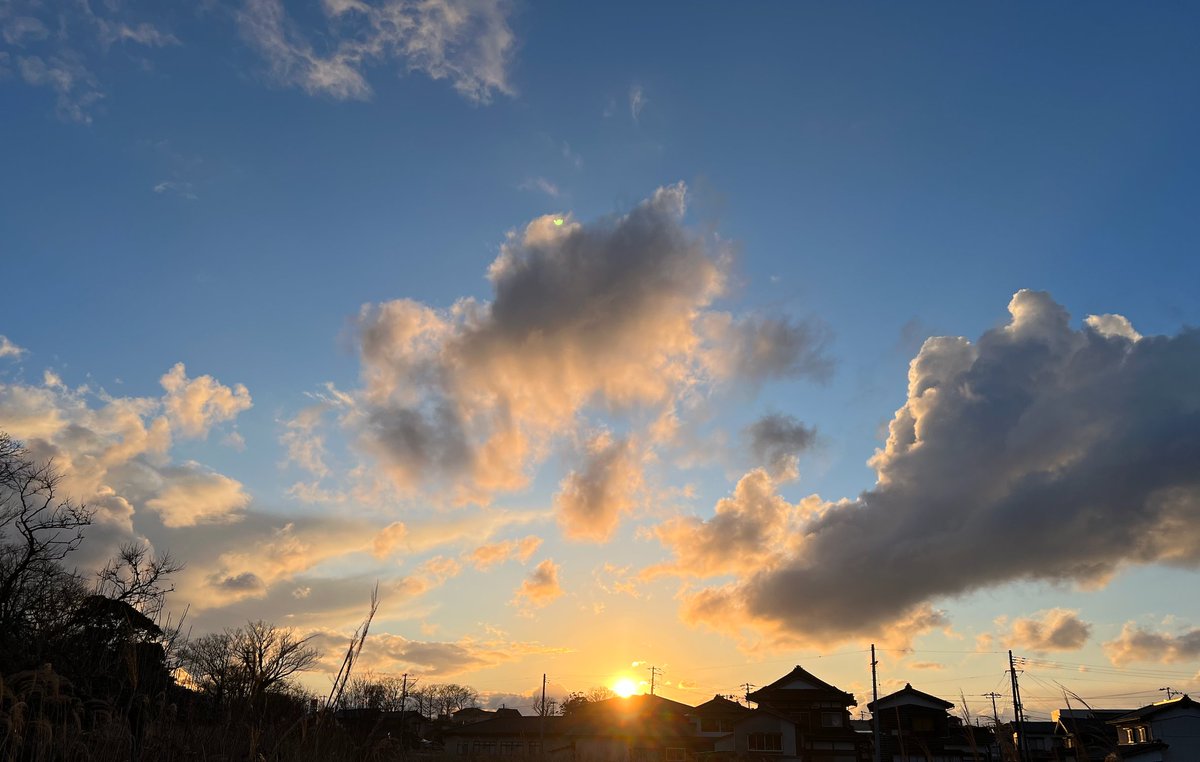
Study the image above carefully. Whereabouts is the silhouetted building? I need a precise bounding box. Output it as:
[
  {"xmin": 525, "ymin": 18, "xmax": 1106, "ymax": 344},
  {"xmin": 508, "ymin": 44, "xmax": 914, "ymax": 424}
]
[
  {"xmin": 1052, "ymin": 707, "xmax": 1128, "ymax": 761},
  {"xmin": 867, "ymin": 682, "xmax": 967, "ymax": 762},
  {"xmin": 744, "ymin": 665, "xmax": 871, "ymax": 762},
  {"xmin": 1108, "ymin": 694, "xmax": 1200, "ymax": 761}
]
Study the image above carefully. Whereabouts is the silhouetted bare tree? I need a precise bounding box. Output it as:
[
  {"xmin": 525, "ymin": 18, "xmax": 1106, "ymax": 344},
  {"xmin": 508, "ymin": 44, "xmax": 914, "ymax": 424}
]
[{"xmin": 0, "ymin": 433, "xmax": 93, "ymax": 650}]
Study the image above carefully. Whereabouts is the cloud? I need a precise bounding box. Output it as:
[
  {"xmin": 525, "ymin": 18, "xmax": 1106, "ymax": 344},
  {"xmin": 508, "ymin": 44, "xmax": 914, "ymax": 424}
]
[
  {"xmin": 3, "ymin": 0, "xmax": 177, "ymax": 122},
  {"xmin": 1104, "ymin": 623, "xmax": 1200, "ymax": 666},
  {"xmin": 321, "ymin": 182, "xmax": 825, "ymax": 522},
  {"xmin": 513, "ymin": 559, "xmax": 563, "ymax": 609},
  {"xmin": 145, "ymin": 462, "xmax": 251, "ymax": 527},
  {"xmin": 160, "ymin": 363, "xmax": 252, "ymax": 438},
  {"xmin": 237, "ymin": 0, "xmax": 516, "ymax": 103},
  {"xmin": 469, "ymin": 535, "xmax": 541, "ymax": 569},
  {"xmin": 993, "ymin": 609, "xmax": 1092, "ymax": 652},
  {"xmin": 745, "ymin": 413, "xmax": 817, "ymax": 480},
  {"xmin": 648, "ymin": 469, "xmax": 823, "ymax": 579},
  {"xmin": 629, "ymin": 84, "xmax": 646, "ymax": 121},
  {"xmin": 555, "ymin": 433, "xmax": 643, "ymax": 542},
  {"xmin": 0, "ymin": 335, "xmax": 26, "ymax": 359},
  {"xmin": 703, "ymin": 314, "xmax": 833, "ymax": 385},
  {"xmin": 360, "ymin": 632, "xmax": 570, "ymax": 677},
  {"xmin": 0, "ymin": 358, "xmax": 255, "ymax": 575},
  {"xmin": 519, "ymin": 176, "xmax": 560, "ymax": 198},
  {"xmin": 17, "ymin": 54, "xmax": 103, "ymax": 123},
  {"xmin": 673, "ymin": 290, "xmax": 1200, "ymax": 648}
]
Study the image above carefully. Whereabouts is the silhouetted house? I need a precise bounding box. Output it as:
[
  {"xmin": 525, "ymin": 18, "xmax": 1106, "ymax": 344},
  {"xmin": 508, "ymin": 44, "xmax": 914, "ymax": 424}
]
[
  {"xmin": 1107, "ymin": 694, "xmax": 1200, "ymax": 761},
  {"xmin": 444, "ymin": 712, "xmax": 571, "ymax": 759},
  {"xmin": 453, "ymin": 706, "xmax": 503, "ymax": 725},
  {"xmin": 1005, "ymin": 721, "xmax": 1062, "ymax": 761},
  {"xmin": 745, "ymin": 665, "xmax": 870, "ymax": 762},
  {"xmin": 867, "ymin": 683, "xmax": 964, "ymax": 762},
  {"xmin": 1052, "ymin": 707, "xmax": 1128, "ymax": 761},
  {"xmin": 569, "ymin": 694, "xmax": 698, "ymax": 762},
  {"xmin": 713, "ymin": 705, "xmax": 804, "ymax": 759},
  {"xmin": 690, "ymin": 695, "xmax": 754, "ymax": 737},
  {"xmin": 334, "ymin": 707, "xmax": 432, "ymax": 748}
]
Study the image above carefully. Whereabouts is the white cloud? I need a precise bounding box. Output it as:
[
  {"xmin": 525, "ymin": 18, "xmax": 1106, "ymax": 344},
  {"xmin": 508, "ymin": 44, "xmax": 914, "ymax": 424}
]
[
  {"xmin": 160, "ymin": 362, "xmax": 253, "ymax": 438},
  {"xmin": 237, "ymin": 0, "xmax": 516, "ymax": 103},
  {"xmin": 145, "ymin": 462, "xmax": 251, "ymax": 527},
  {"xmin": 0, "ymin": 335, "xmax": 26, "ymax": 359},
  {"xmin": 629, "ymin": 84, "xmax": 647, "ymax": 121}
]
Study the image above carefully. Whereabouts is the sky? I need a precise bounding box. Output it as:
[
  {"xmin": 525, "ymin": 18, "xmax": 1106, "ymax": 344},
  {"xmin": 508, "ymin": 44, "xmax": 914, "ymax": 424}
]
[{"xmin": 3, "ymin": 0, "xmax": 1200, "ymax": 722}]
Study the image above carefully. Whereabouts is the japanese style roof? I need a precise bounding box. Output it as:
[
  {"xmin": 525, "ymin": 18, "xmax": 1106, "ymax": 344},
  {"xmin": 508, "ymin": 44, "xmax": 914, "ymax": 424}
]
[
  {"xmin": 1109, "ymin": 695, "xmax": 1199, "ymax": 724},
  {"xmin": 691, "ymin": 695, "xmax": 753, "ymax": 717},
  {"xmin": 748, "ymin": 665, "xmax": 855, "ymax": 705},
  {"xmin": 867, "ymin": 683, "xmax": 955, "ymax": 712}
]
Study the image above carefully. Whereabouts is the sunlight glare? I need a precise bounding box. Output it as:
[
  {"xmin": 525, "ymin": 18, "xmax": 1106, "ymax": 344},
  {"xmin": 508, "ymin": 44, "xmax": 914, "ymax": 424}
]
[{"xmin": 613, "ymin": 678, "xmax": 638, "ymax": 698}]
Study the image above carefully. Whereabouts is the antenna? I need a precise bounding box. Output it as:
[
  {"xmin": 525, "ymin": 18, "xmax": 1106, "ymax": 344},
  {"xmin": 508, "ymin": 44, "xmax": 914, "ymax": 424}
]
[{"xmin": 1160, "ymin": 687, "xmax": 1179, "ymax": 700}]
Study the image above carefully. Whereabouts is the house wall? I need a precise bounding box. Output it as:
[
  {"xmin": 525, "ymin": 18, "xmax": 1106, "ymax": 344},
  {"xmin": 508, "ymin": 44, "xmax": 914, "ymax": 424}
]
[
  {"xmin": 1152, "ymin": 709, "xmax": 1200, "ymax": 762},
  {"xmin": 729, "ymin": 714, "xmax": 797, "ymax": 757},
  {"xmin": 576, "ymin": 737, "xmax": 631, "ymax": 762}
]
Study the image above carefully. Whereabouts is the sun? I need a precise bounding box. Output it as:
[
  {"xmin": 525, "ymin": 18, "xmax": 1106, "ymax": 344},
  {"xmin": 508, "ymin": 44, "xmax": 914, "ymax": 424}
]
[{"xmin": 613, "ymin": 678, "xmax": 638, "ymax": 698}]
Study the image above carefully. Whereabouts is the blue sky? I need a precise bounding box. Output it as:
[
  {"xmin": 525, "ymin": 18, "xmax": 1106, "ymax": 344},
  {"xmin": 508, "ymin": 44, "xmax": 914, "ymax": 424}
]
[{"xmin": 3, "ymin": 0, "xmax": 1200, "ymax": 717}]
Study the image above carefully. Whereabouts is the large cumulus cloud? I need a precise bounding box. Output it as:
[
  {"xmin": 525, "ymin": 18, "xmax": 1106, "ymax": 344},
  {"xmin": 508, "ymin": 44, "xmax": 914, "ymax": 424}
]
[
  {"xmin": 668, "ymin": 290, "xmax": 1200, "ymax": 647},
  {"xmin": 333, "ymin": 183, "xmax": 829, "ymax": 531}
]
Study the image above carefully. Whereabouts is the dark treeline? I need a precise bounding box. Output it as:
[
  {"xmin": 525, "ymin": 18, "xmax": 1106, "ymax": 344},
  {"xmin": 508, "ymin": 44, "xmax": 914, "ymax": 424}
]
[{"xmin": 0, "ymin": 431, "xmax": 477, "ymax": 761}]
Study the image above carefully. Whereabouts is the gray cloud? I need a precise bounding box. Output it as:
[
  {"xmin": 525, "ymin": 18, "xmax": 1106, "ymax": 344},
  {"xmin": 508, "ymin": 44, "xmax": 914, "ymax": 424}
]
[
  {"xmin": 745, "ymin": 413, "xmax": 817, "ymax": 480},
  {"xmin": 995, "ymin": 609, "xmax": 1092, "ymax": 652},
  {"xmin": 1104, "ymin": 623, "xmax": 1200, "ymax": 666},
  {"xmin": 555, "ymin": 434, "xmax": 642, "ymax": 542},
  {"xmin": 677, "ymin": 290, "xmax": 1200, "ymax": 646},
  {"xmin": 340, "ymin": 183, "xmax": 825, "ymax": 516}
]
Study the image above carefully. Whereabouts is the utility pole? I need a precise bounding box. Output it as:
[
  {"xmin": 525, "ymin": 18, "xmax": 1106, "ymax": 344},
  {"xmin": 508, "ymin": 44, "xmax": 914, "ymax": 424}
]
[
  {"xmin": 871, "ymin": 644, "xmax": 881, "ymax": 762},
  {"xmin": 983, "ymin": 692, "xmax": 1002, "ymax": 727},
  {"xmin": 1008, "ymin": 651, "xmax": 1028, "ymax": 762},
  {"xmin": 540, "ymin": 673, "xmax": 547, "ymax": 760},
  {"xmin": 1160, "ymin": 687, "xmax": 1179, "ymax": 700},
  {"xmin": 741, "ymin": 683, "xmax": 756, "ymax": 707},
  {"xmin": 648, "ymin": 665, "xmax": 662, "ymax": 696},
  {"xmin": 400, "ymin": 673, "xmax": 409, "ymax": 762}
]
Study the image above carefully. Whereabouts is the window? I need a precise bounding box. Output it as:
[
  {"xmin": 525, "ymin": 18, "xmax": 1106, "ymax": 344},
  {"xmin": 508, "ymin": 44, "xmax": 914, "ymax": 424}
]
[
  {"xmin": 500, "ymin": 742, "xmax": 522, "ymax": 755},
  {"xmin": 748, "ymin": 733, "xmax": 783, "ymax": 753},
  {"xmin": 457, "ymin": 743, "xmax": 470, "ymax": 756},
  {"xmin": 821, "ymin": 712, "xmax": 844, "ymax": 727},
  {"xmin": 473, "ymin": 741, "xmax": 497, "ymax": 754},
  {"xmin": 528, "ymin": 743, "xmax": 542, "ymax": 755},
  {"xmin": 1136, "ymin": 726, "xmax": 1148, "ymax": 743},
  {"xmin": 666, "ymin": 748, "xmax": 686, "ymax": 761},
  {"xmin": 911, "ymin": 715, "xmax": 933, "ymax": 732},
  {"xmin": 701, "ymin": 718, "xmax": 733, "ymax": 732},
  {"xmin": 1120, "ymin": 727, "xmax": 1135, "ymax": 745}
]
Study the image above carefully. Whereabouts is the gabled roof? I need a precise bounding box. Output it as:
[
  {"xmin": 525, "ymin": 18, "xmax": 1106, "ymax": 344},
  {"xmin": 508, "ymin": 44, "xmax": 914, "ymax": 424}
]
[
  {"xmin": 867, "ymin": 683, "xmax": 954, "ymax": 712},
  {"xmin": 1110, "ymin": 695, "xmax": 1200, "ymax": 724},
  {"xmin": 691, "ymin": 695, "xmax": 753, "ymax": 717},
  {"xmin": 748, "ymin": 665, "xmax": 854, "ymax": 705}
]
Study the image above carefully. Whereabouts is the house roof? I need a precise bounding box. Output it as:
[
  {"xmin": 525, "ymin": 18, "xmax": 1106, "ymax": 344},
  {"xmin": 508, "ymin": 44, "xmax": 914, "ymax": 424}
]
[
  {"xmin": 567, "ymin": 695, "xmax": 696, "ymax": 740},
  {"xmin": 867, "ymin": 683, "xmax": 954, "ymax": 712},
  {"xmin": 691, "ymin": 695, "xmax": 753, "ymax": 717},
  {"xmin": 748, "ymin": 665, "xmax": 855, "ymax": 705},
  {"xmin": 1110, "ymin": 695, "xmax": 1199, "ymax": 724}
]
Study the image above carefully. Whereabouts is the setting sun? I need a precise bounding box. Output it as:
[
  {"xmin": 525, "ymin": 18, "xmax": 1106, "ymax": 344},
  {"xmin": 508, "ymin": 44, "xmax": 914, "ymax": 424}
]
[{"xmin": 613, "ymin": 678, "xmax": 638, "ymax": 698}]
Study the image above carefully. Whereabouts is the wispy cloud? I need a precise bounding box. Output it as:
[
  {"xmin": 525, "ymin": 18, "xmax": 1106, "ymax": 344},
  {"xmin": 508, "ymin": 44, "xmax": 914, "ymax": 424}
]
[
  {"xmin": 629, "ymin": 83, "xmax": 647, "ymax": 122},
  {"xmin": 237, "ymin": 0, "xmax": 516, "ymax": 103},
  {"xmin": 518, "ymin": 176, "xmax": 560, "ymax": 198},
  {"xmin": 3, "ymin": 0, "xmax": 178, "ymax": 122},
  {"xmin": 0, "ymin": 335, "xmax": 26, "ymax": 360}
]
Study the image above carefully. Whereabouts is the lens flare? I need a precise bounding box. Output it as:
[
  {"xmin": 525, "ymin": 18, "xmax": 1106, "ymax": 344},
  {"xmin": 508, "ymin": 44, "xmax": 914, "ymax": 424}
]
[{"xmin": 613, "ymin": 678, "xmax": 638, "ymax": 697}]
